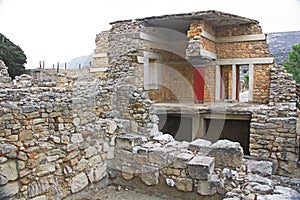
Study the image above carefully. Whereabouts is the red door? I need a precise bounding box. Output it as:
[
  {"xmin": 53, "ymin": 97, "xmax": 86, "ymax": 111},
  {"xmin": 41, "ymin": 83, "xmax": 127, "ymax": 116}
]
[{"xmin": 194, "ymin": 67, "xmax": 205, "ymax": 103}]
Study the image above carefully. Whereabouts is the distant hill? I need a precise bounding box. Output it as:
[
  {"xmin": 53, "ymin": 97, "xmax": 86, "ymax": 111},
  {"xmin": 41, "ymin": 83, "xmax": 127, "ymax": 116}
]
[
  {"xmin": 267, "ymin": 31, "xmax": 300, "ymax": 65},
  {"xmin": 65, "ymin": 54, "xmax": 93, "ymax": 70}
]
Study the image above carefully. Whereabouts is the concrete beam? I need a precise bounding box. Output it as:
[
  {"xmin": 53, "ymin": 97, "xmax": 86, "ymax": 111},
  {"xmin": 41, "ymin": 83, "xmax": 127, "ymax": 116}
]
[
  {"xmin": 93, "ymin": 53, "xmax": 108, "ymax": 58},
  {"xmin": 216, "ymin": 34, "xmax": 266, "ymax": 43},
  {"xmin": 201, "ymin": 31, "xmax": 266, "ymax": 43},
  {"xmin": 90, "ymin": 67, "xmax": 108, "ymax": 73},
  {"xmin": 215, "ymin": 57, "xmax": 274, "ymax": 65}
]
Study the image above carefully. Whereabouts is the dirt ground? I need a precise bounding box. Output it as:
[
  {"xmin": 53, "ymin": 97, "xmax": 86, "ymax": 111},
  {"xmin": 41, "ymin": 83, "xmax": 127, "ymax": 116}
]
[{"xmin": 66, "ymin": 185, "xmax": 177, "ymax": 200}]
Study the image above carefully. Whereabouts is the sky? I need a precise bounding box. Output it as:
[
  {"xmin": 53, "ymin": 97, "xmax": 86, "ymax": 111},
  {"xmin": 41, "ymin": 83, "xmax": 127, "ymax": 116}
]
[{"xmin": 0, "ymin": 0, "xmax": 300, "ymax": 69}]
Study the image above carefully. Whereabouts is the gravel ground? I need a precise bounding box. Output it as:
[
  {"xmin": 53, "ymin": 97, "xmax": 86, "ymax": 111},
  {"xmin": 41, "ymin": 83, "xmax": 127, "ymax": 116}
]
[{"xmin": 66, "ymin": 185, "xmax": 175, "ymax": 200}]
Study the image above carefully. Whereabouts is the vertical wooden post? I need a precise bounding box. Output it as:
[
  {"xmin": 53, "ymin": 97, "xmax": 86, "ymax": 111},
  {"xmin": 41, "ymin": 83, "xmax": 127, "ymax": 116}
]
[
  {"xmin": 53, "ymin": 64, "xmax": 55, "ymax": 70},
  {"xmin": 57, "ymin": 62, "xmax": 59, "ymax": 73},
  {"xmin": 65, "ymin": 63, "xmax": 67, "ymax": 70},
  {"xmin": 43, "ymin": 61, "xmax": 45, "ymax": 69},
  {"xmin": 39, "ymin": 61, "xmax": 42, "ymax": 69}
]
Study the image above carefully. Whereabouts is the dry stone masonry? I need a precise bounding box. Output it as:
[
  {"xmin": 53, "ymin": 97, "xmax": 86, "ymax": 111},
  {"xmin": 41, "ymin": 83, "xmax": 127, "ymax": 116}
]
[{"xmin": 0, "ymin": 10, "xmax": 300, "ymax": 200}]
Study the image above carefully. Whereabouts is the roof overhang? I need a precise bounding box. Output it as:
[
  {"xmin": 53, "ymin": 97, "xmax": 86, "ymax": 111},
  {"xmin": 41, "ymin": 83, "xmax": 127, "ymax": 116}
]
[{"xmin": 110, "ymin": 10, "xmax": 259, "ymax": 34}]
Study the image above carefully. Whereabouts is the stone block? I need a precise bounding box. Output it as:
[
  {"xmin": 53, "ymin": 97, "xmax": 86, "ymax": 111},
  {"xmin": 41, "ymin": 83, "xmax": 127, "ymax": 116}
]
[
  {"xmin": 0, "ymin": 144, "xmax": 18, "ymax": 155},
  {"xmin": 149, "ymin": 146, "xmax": 176, "ymax": 167},
  {"xmin": 36, "ymin": 162, "xmax": 56, "ymax": 177},
  {"xmin": 94, "ymin": 163, "xmax": 107, "ymax": 182},
  {"xmin": 0, "ymin": 181, "xmax": 19, "ymax": 199},
  {"xmin": 115, "ymin": 134, "xmax": 147, "ymax": 151},
  {"xmin": 173, "ymin": 153, "xmax": 194, "ymax": 169},
  {"xmin": 70, "ymin": 172, "xmax": 89, "ymax": 193},
  {"xmin": 188, "ymin": 139, "xmax": 212, "ymax": 155},
  {"xmin": 246, "ymin": 159, "xmax": 273, "ymax": 176},
  {"xmin": 188, "ymin": 155, "xmax": 214, "ymax": 180},
  {"xmin": 208, "ymin": 140, "xmax": 243, "ymax": 168},
  {"xmin": 0, "ymin": 160, "xmax": 18, "ymax": 181},
  {"xmin": 115, "ymin": 149, "xmax": 133, "ymax": 162},
  {"xmin": 197, "ymin": 174, "xmax": 225, "ymax": 196},
  {"xmin": 140, "ymin": 168, "xmax": 159, "ymax": 186},
  {"xmin": 174, "ymin": 177, "xmax": 193, "ymax": 192}
]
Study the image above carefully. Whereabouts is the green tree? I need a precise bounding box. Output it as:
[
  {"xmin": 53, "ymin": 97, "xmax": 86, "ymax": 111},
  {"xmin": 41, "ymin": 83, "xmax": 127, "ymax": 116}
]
[
  {"xmin": 283, "ymin": 43, "xmax": 300, "ymax": 83},
  {"xmin": 0, "ymin": 33, "xmax": 27, "ymax": 79}
]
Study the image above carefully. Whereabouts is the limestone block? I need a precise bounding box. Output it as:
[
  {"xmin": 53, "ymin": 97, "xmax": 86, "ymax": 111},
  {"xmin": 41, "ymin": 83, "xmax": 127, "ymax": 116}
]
[
  {"xmin": 0, "ymin": 181, "xmax": 19, "ymax": 199},
  {"xmin": 173, "ymin": 153, "xmax": 194, "ymax": 169},
  {"xmin": 208, "ymin": 140, "xmax": 243, "ymax": 168},
  {"xmin": 28, "ymin": 179, "xmax": 50, "ymax": 198},
  {"xmin": 94, "ymin": 163, "xmax": 107, "ymax": 182},
  {"xmin": 188, "ymin": 139, "xmax": 212, "ymax": 155},
  {"xmin": 174, "ymin": 177, "xmax": 193, "ymax": 192},
  {"xmin": 37, "ymin": 162, "xmax": 56, "ymax": 176},
  {"xmin": 115, "ymin": 134, "xmax": 147, "ymax": 151},
  {"xmin": 0, "ymin": 160, "xmax": 18, "ymax": 181},
  {"xmin": 140, "ymin": 169, "xmax": 159, "ymax": 186},
  {"xmin": 148, "ymin": 146, "xmax": 176, "ymax": 167},
  {"xmin": 70, "ymin": 172, "xmax": 89, "ymax": 193},
  {"xmin": 0, "ymin": 144, "xmax": 18, "ymax": 155},
  {"xmin": 188, "ymin": 155, "xmax": 214, "ymax": 180},
  {"xmin": 85, "ymin": 147, "xmax": 97, "ymax": 158},
  {"xmin": 197, "ymin": 174, "xmax": 225, "ymax": 196},
  {"xmin": 246, "ymin": 159, "xmax": 273, "ymax": 176},
  {"xmin": 71, "ymin": 133, "xmax": 84, "ymax": 143},
  {"xmin": 107, "ymin": 120, "xmax": 117, "ymax": 134}
]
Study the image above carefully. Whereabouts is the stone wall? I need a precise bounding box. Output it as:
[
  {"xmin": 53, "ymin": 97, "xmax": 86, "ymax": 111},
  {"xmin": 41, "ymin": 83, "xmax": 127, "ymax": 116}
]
[
  {"xmin": 250, "ymin": 64, "xmax": 299, "ymax": 176},
  {"xmin": 0, "ymin": 60, "xmax": 11, "ymax": 86},
  {"xmin": 253, "ymin": 64, "xmax": 271, "ymax": 104},
  {"xmin": 204, "ymin": 65, "xmax": 215, "ymax": 103},
  {"xmin": 187, "ymin": 20, "xmax": 217, "ymax": 54},
  {"xmin": 0, "ymin": 72, "xmax": 111, "ymax": 199}
]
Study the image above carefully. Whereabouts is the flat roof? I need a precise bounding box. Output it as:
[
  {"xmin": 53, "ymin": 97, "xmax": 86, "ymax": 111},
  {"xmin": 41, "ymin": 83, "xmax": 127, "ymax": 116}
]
[{"xmin": 110, "ymin": 10, "xmax": 259, "ymax": 33}]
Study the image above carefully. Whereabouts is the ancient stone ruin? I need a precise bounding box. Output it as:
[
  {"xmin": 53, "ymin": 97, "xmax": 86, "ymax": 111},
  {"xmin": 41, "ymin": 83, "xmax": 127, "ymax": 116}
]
[{"xmin": 0, "ymin": 10, "xmax": 299, "ymax": 199}]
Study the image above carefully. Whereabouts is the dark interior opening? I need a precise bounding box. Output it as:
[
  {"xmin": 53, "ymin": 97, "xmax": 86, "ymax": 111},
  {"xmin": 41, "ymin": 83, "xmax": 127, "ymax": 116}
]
[
  {"xmin": 157, "ymin": 114, "xmax": 193, "ymax": 142},
  {"xmin": 205, "ymin": 119, "xmax": 251, "ymax": 155}
]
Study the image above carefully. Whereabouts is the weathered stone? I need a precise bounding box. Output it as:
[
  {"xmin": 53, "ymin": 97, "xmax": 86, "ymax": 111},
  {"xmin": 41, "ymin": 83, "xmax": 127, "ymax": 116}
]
[
  {"xmin": 174, "ymin": 177, "xmax": 193, "ymax": 192},
  {"xmin": 70, "ymin": 172, "xmax": 89, "ymax": 193},
  {"xmin": 115, "ymin": 134, "xmax": 147, "ymax": 151},
  {"xmin": 0, "ymin": 174, "xmax": 8, "ymax": 185},
  {"xmin": 73, "ymin": 117, "xmax": 81, "ymax": 127},
  {"xmin": 246, "ymin": 174, "xmax": 273, "ymax": 188},
  {"xmin": 76, "ymin": 158, "xmax": 88, "ymax": 172},
  {"xmin": 153, "ymin": 134, "xmax": 175, "ymax": 143},
  {"xmin": 173, "ymin": 152, "xmax": 194, "ymax": 169},
  {"xmin": 0, "ymin": 181, "xmax": 19, "ymax": 199},
  {"xmin": 188, "ymin": 139, "xmax": 212, "ymax": 155},
  {"xmin": 188, "ymin": 155, "xmax": 214, "ymax": 180},
  {"xmin": 148, "ymin": 146, "xmax": 176, "ymax": 167},
  {"xmin": 0, "ymin": 144, "xmax": 18, "ymax": 155},
  {"xmin": 245, "ymin": 182, "xmax": 273, "ymax": 195},
  {"xmin": 19, "ymin": 130, "xmax": 33, "ymax": 141},
  {"xmin": 71, "ymin": 133, "xmax": 84, "ymax": 143},
  {"xmin": 197, "ymin": 174, "xmax": 225, "ymax": 196},
  {"xmin": 85, "ymin": 146, "xmax": 97, "ymax": 158},
  {"xmin": 0, "ymin": 160, "xmax": 18, "ymax": 181},
  {"xmin": 28, "ymin": 179, "xmax": 50, "ymax": 198},
  {"xmin": 107, "ymin": 120, "xmax": 117, "ymax": 134},
  {"xmin": 37, "ymin": 162, "xmax": 56, "ymax": 176},
  {"xmin": 94, "ymin": 163, "xmax": 107, "ymax": 182},
  {"xmin": 140, "ymin": 169, "xmax": 159, "ymax": 186},
  {"xmin": 208, "ymin": 140, "xmax": 243, "ymax": 168},
  {"xmin": 246, "ymin": 159, "xmax": 273, "ymax": 176}
]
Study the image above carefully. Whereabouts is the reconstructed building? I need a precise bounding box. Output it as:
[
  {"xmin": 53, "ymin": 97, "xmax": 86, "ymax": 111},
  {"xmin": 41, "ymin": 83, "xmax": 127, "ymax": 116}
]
[
  {"xmin": 0, "ymin": 10, "xmax": 299, "ymax": 200},
  {"xmin": 92, "ymin": 10, "xmax": 299, "ymax": 176}
]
